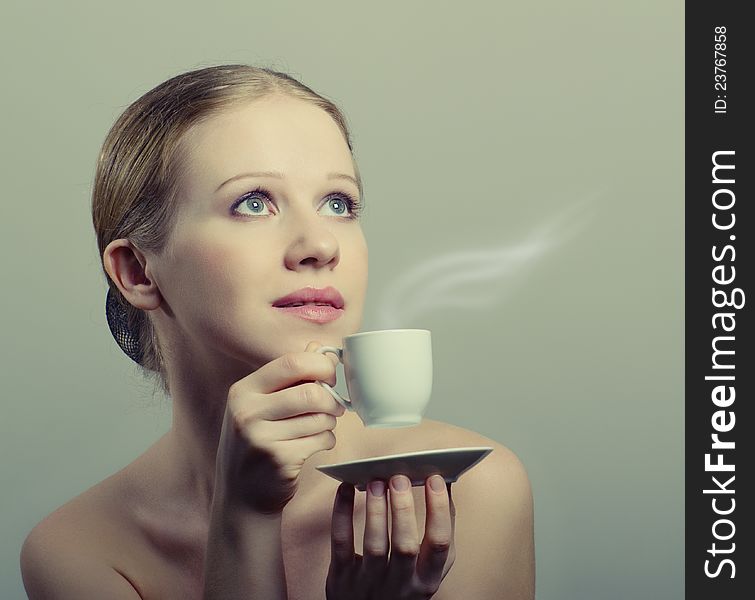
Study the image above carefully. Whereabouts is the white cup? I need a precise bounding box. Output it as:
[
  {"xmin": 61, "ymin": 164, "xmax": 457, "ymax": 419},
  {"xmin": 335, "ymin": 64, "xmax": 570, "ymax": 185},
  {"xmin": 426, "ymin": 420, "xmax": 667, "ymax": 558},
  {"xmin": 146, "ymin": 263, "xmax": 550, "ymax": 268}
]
[{"xmin": 316, "ymin": 329, "xmax": 433, "ymax": 428}]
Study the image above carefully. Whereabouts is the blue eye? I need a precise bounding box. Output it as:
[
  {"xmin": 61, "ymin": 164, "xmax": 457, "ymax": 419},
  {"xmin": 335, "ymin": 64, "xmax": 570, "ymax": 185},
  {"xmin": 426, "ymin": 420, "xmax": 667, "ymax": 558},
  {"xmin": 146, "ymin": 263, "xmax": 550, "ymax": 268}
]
[
  {"xmin": 231, "ymin": 186, "xmax": 363, "ymax": 220},
  {"xmin": 232, "ymin": 192, "xmax": 272, "ymax": 217},
  {"xmin": 324, "ymin": 197, "xmax": 350, "ymax": 216}
]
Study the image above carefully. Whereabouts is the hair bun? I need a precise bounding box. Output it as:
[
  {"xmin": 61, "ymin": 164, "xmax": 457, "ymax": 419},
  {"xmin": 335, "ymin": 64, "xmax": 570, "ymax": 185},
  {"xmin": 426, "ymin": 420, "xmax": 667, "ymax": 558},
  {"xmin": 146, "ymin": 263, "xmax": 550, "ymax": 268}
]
[{"xmin": 105, "ymin": 288, "xmax": 144, "ymax": 365}]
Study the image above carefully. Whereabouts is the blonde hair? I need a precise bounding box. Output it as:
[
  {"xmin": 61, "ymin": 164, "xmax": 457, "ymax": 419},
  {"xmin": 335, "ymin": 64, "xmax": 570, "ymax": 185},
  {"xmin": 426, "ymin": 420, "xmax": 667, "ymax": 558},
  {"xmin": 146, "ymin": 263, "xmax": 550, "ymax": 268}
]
[{"xmin": 91, "ymin": 64, "xmax": 363, "ymax": 395}]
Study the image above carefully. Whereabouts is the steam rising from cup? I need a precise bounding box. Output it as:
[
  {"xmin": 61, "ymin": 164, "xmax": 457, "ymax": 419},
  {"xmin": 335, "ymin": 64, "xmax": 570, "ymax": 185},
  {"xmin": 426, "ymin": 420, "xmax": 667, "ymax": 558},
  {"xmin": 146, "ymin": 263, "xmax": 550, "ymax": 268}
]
[{"xmin": 373, "ymin": 195, "xmax": 600, "ymax": 329}]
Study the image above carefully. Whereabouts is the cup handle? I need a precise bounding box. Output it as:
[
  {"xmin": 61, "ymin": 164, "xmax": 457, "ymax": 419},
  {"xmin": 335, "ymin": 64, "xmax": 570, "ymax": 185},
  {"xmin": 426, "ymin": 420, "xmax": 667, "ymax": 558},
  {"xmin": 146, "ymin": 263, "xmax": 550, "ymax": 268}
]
[{"xmin": 315, "ymin": 346, "xmax": 353, "ymax": 411}]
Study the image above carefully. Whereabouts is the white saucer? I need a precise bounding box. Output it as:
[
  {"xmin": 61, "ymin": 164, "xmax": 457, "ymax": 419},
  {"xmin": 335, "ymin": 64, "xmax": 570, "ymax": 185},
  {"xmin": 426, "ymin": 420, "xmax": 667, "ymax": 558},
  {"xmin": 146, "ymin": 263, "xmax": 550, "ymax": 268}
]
[{"xmin": 316, "ymin": 447, "xmax": 494, "ymax": 492}]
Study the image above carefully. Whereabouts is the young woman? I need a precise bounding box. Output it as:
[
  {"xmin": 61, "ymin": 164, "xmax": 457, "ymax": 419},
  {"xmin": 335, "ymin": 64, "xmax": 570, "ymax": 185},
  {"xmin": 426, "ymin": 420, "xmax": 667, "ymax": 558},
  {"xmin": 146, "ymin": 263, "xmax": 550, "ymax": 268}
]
[{"xmin": 20, "ymin": 64, "xmax": 535, "ymax": 599}]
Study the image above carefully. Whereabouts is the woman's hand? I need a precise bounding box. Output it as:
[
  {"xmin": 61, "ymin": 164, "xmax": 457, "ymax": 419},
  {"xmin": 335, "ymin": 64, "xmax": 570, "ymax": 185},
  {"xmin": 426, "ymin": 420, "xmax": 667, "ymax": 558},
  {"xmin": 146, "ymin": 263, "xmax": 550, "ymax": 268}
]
[
  {"xmin": 326, "ymin": 474, "xmax": 456, "ymax": 599},
  {"xmin": 213, "ymin": 341, "xmax": 345, "ymax": 515}
]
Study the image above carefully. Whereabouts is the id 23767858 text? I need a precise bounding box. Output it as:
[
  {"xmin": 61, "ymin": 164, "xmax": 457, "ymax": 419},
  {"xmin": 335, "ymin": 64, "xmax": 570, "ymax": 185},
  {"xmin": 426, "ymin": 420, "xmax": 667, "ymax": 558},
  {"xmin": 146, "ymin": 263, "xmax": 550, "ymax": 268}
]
[{"xmin": 713, "ymin": 26, "xmax": 727, "ymax": 115}]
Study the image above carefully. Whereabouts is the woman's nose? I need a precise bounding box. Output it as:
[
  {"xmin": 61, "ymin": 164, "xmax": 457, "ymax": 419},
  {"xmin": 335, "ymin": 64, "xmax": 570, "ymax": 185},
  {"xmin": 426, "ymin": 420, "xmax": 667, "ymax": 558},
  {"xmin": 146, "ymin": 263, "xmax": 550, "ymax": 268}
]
[{"xmin": 282, "ymin": 215, "xmax": 340, "ymax": 271}]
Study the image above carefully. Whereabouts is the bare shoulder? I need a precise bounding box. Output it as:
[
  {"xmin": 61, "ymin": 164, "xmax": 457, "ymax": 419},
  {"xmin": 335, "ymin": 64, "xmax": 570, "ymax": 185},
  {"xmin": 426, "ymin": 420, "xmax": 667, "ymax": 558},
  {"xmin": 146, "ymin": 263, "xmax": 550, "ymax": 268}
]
[
  {"xmin": 357, "ymin": 416, "xmax": 531, "ymax": 491},
  {"xmin": 415, "ymin": 418, "xmax": 532, "ymax": 508},
  {"xmin": 20, "ymin": 476, "xmax": 142, "ymax": 598},
  {"xmin": 392, "ymin": 418, "xmax": 531, "ymax": 479},
  {"xmin": 414, "ymin": 419, "xmax": 535, "ymax": 600}
]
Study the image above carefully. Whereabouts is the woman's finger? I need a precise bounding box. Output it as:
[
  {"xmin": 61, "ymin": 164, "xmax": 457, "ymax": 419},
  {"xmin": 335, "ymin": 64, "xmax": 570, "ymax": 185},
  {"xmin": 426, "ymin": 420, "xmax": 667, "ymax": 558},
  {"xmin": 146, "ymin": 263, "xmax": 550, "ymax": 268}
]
[
  {"xmin": 272, "ymin": 411, "xmax": 338, "ymax": 441},
  {"xmin": 447, "ymin": 482, "xmax": 457, "ymax": 566},
  {"xmin": 265, "ymin": 382, "xmax": 345, "ymax": 421},
  {"xmin": 235, "ymin": 348, "xmax": 337, "ymax": 396},
  {"xmin": 385, "ymin": 475, "xmax": 420, "ymax": 585},
  {"xmin": 272, "ymin": 430, "xmax": 338, "ymax": 468},
  {"xmin": 416, "ymin": 475, "xmax": 454, "ymax": 587},
  {"xmin": 330, "ymin": 483, "xmax": 356, "ymax": 569},
  {"xmin": 361, "ymin": 479, "xmax": 389, "ymax": 584}
]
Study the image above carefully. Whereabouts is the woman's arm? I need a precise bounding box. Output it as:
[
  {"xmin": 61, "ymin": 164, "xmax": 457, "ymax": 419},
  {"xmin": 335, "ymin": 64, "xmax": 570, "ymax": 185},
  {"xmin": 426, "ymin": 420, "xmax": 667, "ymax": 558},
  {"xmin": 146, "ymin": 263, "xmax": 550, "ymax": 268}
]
[
  {"xmin": 202, "ymin": 497, "xmax": 287, "ymax": 600},
  {"xmin": 202, "ymin": 341, "xmax": 346, "ymax": 599}
]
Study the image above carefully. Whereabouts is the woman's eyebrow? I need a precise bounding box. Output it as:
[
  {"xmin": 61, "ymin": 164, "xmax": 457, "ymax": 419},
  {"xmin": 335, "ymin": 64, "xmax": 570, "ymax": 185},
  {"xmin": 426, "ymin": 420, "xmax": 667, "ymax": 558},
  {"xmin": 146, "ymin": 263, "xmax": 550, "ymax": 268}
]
[{"xmin": 215, "ymin": 171, "xmax": 358, "ymax": 192}]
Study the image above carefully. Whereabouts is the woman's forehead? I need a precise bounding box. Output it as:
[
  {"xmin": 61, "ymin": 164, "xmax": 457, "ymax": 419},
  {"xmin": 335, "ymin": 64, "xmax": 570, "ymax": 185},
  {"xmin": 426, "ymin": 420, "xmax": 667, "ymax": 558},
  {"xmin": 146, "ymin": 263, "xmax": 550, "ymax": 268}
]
[{"xmin": 179, "ymin": 98, "xmax": 355, "ymax": 188}]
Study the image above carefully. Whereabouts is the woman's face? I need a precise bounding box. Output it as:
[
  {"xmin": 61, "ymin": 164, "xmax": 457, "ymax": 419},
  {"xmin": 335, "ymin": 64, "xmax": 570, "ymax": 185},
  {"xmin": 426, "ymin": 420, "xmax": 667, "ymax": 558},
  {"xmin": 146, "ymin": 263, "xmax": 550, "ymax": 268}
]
[{"xmin": 148, "ymin": 95, "xmax": 368, "ymax": 370}]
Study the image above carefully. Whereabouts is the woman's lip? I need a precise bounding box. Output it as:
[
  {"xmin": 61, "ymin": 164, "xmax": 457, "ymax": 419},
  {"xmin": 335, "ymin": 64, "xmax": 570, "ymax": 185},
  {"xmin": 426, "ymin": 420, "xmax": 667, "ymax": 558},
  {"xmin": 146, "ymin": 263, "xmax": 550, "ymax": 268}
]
[
  {"xmin": 272, "ymin": 304, "xmax": 344, "ymax": 323},
  {"xmin": 272, "ymin": 286, "xmax": 345, "ymax": 309}
]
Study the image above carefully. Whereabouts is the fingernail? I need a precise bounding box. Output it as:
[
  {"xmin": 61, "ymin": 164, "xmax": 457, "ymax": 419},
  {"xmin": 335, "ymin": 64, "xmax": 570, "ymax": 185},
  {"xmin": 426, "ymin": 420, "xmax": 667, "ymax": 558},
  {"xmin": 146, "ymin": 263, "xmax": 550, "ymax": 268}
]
[
  {"xmin": 369, "ymin": 480, "xmax": 385, "ymax": 497},
  {"xmin": 430, "ymin": 475, "xmax": 445, "ymax": 492},
  {"xmin": 391, "ymin": 475, "xmax": 410, "ymax": 492}
]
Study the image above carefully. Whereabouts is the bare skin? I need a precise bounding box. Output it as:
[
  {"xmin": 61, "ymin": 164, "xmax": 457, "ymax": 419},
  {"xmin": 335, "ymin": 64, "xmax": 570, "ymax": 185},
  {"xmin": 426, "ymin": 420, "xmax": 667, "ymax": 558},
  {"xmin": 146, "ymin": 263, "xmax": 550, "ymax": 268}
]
[
  {"xmin": 24, "ymin": 411, "xmax": 530, "ymax": 599},
  {"xmin": 20, "ymin": 95, "xmax": 534, "ymax": 599}
]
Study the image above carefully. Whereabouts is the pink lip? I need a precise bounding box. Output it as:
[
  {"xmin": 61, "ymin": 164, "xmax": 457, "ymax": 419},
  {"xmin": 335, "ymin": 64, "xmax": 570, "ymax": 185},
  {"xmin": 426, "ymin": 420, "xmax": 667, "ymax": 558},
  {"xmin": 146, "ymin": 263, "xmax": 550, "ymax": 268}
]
[
  {"xmin": 272, "ymin": 304, "xmax": 344, "ymax": 323},
  {"xmin": 272, "ymin": 286, "xmax": 345, "ymax": 324},
  {"xmin": 272, "ymin": 286, "xmax": 345, "ymax": 309}
]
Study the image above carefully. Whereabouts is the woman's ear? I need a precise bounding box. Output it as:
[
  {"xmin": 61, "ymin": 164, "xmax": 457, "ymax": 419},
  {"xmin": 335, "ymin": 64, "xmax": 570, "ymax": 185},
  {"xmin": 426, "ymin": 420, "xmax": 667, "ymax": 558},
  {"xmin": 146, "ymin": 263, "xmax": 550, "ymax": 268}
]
[{"xmin": 103, "ymin": 239, "xmax": 161, "ymax": 311}]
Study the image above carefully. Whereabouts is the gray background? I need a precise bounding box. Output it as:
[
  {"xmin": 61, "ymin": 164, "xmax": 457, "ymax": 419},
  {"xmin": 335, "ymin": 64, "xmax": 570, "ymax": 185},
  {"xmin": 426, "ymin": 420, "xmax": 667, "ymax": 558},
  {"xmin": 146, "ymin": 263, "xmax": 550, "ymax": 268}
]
[{"xmin": 1, "ymin": 1, "xmax": 683, "ymax": 598}]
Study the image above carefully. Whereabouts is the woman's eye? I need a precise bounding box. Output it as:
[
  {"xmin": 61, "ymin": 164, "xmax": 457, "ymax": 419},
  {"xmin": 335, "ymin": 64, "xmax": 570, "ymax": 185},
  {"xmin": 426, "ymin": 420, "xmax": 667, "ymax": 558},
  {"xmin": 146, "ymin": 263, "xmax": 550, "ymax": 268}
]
[
  {"xmin": 232, "ymin": 190, "xmax": 272, "ymax": 217},
  {"xmin": 321, "ymin": 196, "xmax": 352, "ymax": 217}
]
